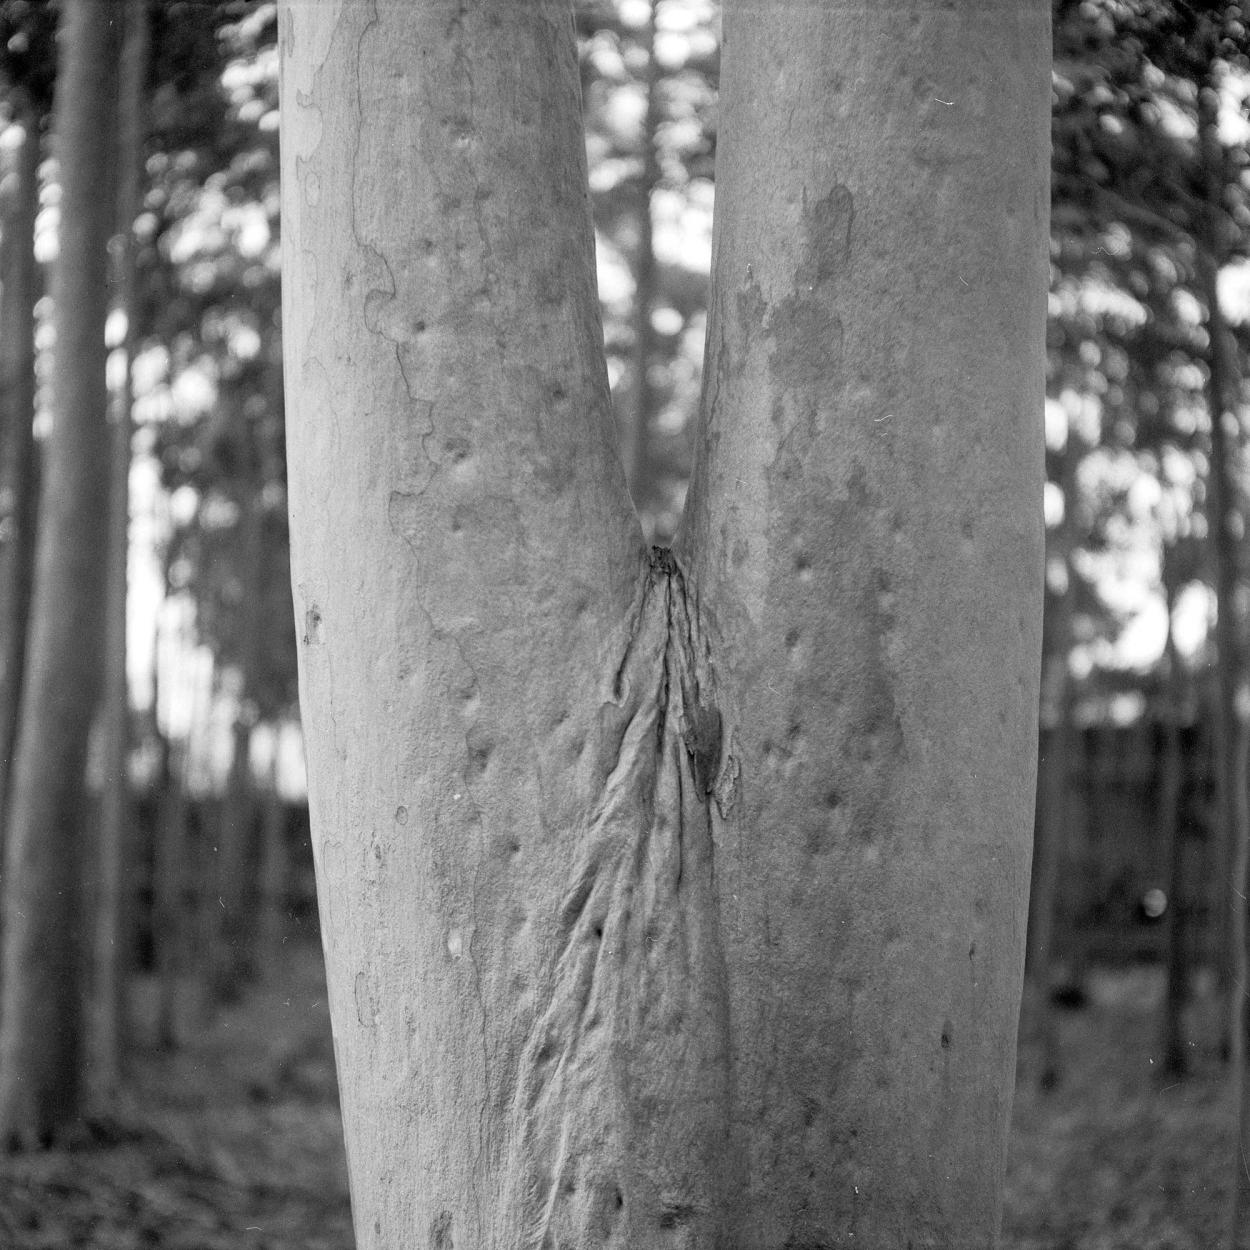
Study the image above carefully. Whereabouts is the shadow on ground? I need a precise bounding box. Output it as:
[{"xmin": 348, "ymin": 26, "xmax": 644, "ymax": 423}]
[
  {"xmin": 0, "ymin": 955, "xmax": 1231, "ymax": 1248},
  {"xmin": 0, "ymin": 944, "xmax": 353, "ymax": 1250}
]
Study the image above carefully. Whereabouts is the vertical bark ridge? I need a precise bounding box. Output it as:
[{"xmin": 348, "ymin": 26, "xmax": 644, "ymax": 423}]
[{"xmin": 500, "ymin": 551, "xmax": 733, "ymax": 1247}]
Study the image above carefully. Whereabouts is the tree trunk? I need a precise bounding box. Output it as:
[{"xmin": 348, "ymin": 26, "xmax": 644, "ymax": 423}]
[
  {"xmin": 621, "ymin": 0, "xmax": 661, "ymax": 512},
  {"xmin": 152, "ymin": 736, "xmax": 189, "ymax": 1050},
  {"xmin": 212, "ymin": 714, "xmax": 255, "ymax": 1002},
  {"xmin": 258, "ymin": 751, "xmax": 289, "ymax": 972},
  {"xmin": 0, "ymin": 98, "xmax": 41, "ymax": 846},
  {"xmin": 1232, "ymin": 710, "xmax": 1250, "ymax": 1250},
  {"xmin": 1195, "ymin": 63, "xmax": 1250, "ymax": 1250},
  {"xmin": 210, "ymin": 494, "xmax": 265, "ymax": 1002},
  {"xmin": 0, "ymin": 0, "xmax": 119, "ymax": 1148},
  {"xmin": 1023, "ymin": 436, "xmax": 1080, "ymax": 1090},
  {"xmin": 91, "ymin": 0, "xmax": 150, "ymax": 1103},
  {"xmin": 1195, "ymin": 62, "xmax": 1244, "ymax": 1005},
  {"xmin": 1159, "ymin": 569, "xmax": 1188, "ymax": 1078},
  {"xmin": 279, "ymin": 3, "xmax": 1049, "ymax": 1245}
]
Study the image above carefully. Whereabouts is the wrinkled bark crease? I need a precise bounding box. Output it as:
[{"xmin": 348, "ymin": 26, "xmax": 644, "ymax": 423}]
[{"xmin": 502, "ymin": 549, "xmax": 734, "ymax": 1246}]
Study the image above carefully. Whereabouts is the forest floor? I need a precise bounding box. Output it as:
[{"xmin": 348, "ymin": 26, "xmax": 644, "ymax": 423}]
[
  {"xmin": 0, "ymin": 949, "xmax": 1233, "ymax": 1248},
  {"xmin": 0, "ymin": 943, "xmax": 353, "ymax": 1250},
  {"xmin": 1006, "ymin": 965, "xmax": 1231, "ymax": 1250}
]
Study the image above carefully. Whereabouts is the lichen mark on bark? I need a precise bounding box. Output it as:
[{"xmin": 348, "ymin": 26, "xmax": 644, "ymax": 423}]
[{"xmin": 498, "ymin": 550, "xmax": 733, "ymax": 1246}]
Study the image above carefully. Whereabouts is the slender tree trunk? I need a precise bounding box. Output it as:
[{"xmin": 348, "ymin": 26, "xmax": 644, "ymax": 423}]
[
  {"xmin": 151, "ymin": 542, "xmax": 187, "ymax": 1047},
  {"xmin": 1195, "ymin": 65, "xmax": 1250, "ymax": 1250},
  {"xmin": 280, "ymin": 3, "xmax": 1049, "ymax": 1245},
  {"xmin": 211, "ymin": 494, "xmax": 265, "ymax": 1001},
  {"xmin": 0, "ymin": 0, "xmax": 119, "ymax": 1148},
  {"xmin": 152, "ymin": 735, "xmax": 188, "ymax": 1050},
  {"xmin": 1233, "ymin": 710, "xmax": 1250, "ymax": 1250},
  {"xmin": 1024, "ymin": 437, "xmax": 1079, "ymax": 1089},
  {"xmin": 0, "ymin": 99, "xmax": 41, "ymax": 846},
  {"xmin": 622, "ymin": 0, "xmax": 661, "ymax": 511},
  {"xmin": 258, "ymin": 750, "xmax": 289, "ymax": 971},
  {"xmin": 212, "ymin": 715, "xmax": 255, "ymax": 1001},
  {"xmin": 185, "ymin": 676, "xmax": 217, "ymax": 1028},
  {"xmin": 1196, "ymin": 71, "xmax": 1244, "ymax": 1002},
  {"xmin": 91, "ymin": 0, "xmax": 150, "ymax": 1103},
  {"xmin": 1028, "ymin": 663, "xmax": 1075, "ymax": 1087},
  {"xmin": 1159, "ymin": 569, "xmax": 1188, "ymax": 1078}
]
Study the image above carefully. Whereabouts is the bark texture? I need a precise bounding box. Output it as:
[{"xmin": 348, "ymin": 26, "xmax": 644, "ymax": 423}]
[
  {"xmin": 281, "ymin": 2, "xmax": 1048, "ymax": 1245},
  {"xmin": 0, "ymin": 0, "xmax": 119, "ymax": 1146}
]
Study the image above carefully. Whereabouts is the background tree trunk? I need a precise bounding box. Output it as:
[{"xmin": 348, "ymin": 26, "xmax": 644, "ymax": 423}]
[
  {"xmin": 622, "ymin": 0, "xmax": 661, "ymax": 508},
  {"xmin": 210, "ymin": 492, "xmax": 265, "ymax": 1002},
  {"xmin": 152, "ymin": 735, "xmax": 189, "ymax": 1050},
  {"xmin": 1194, "ymin": 59, "xmax": 1250, "ymax": 1250},
  {"xmin": 1159, "ymin": 566, "xmax": 1189, "ymax": 1079},
  {"xmin": 212, "ymin": 712, "xmax": 256, "ymax": 1001},
  {"xmin": 0, "ymin": 97, "xmax": 41, "ymax": 849},
  {"xmin": 280, "ymin": 2, "xmax": 1049, "ymax": 1244},
  {"xmin": 0, "ymin": 0, "xmax": 119, "ymax": 1147},
  {"xmin": 1024, "ymin": 435, "xmax": 1081, "ymax": 1090},
  {"xmin": 258, "ymin": 752, "xmax": 289, "ymax": 971},
  {"xmin": 91, "ymin": 0, "xmax": 150, "ymax": 1103}
]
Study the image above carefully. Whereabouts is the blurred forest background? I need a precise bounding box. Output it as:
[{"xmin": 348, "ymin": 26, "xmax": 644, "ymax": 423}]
[{"xmin": 0, "ymin": 0, "xmax": 1247, "ymax": 1246}]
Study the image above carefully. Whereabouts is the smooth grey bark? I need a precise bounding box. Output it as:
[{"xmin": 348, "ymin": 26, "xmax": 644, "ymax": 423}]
[
  {"xmin": 0, "ymin": 0, "xmax": 119, "ymax": 1147},
  {"xmin": 677, "ymin": 7, "xmax": 1048, "ymax": 1238},
  {"xmin": 280, "ymin": 2, "xmax": 1048, "ymax": 1245}
]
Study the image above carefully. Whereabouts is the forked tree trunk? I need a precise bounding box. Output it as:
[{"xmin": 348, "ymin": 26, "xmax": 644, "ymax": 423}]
[
  {"xmin": 279, "ymin": 3, "xmax": 1049, "ymax": 1246},
  {"xmin": 0, "ymin": 0, "xmax": 119, "ymax": 1147}
]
